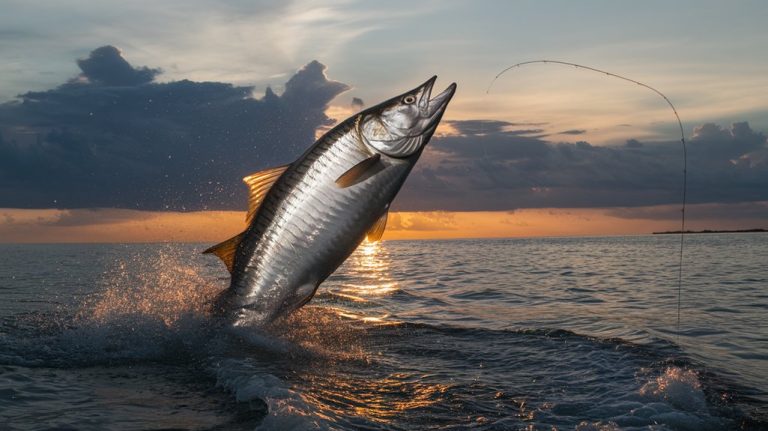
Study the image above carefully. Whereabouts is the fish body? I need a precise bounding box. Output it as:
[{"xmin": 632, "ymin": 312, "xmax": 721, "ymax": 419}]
[{"xmin": 205, "ymin": 76, "xmax": 456, "ymax": 326}]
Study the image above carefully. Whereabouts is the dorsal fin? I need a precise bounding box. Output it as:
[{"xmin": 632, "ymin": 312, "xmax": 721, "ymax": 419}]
[
  {"xmin": 366, "ymin": 211, "xmax": 388, "ymax": 242},
  {"xmin": 243, "ymin": 164, "xmax": 290, "ymax": 224},
  {"xmin": 335, "ymin": 154, "xmax": 383, "ymax": 188},
  {"xmin": 202, "ymin": 231, "xmax": 246, "ymax": 273}
]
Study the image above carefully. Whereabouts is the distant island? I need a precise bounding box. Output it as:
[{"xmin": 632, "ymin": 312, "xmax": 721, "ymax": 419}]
[{"xmin": 653, "ymin": 228, "xmax": 767, "ymax": 235}]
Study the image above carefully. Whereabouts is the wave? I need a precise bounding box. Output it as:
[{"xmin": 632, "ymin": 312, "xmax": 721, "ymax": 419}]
[
  {"xmin": 0, "ymin": 243, "xmax": 763, "ymax": 430},
  {"xmin": 2, "ymin": 303, "xmax": 763, "ymax": 430}
]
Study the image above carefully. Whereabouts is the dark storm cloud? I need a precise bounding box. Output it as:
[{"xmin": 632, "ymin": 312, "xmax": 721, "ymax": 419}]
[
  {"xmin": 2, "ymin": 47, "xmax": 766, "ymax": 215},
  {"xmin": 0, "ymin": 46, "xmax": 349, "ymax": 210},
  {"xmin": 280, "ymin": 60, "xmax": 349, "ymax": 109},
  {"xmin": 394, "ymin": 120, "xmax": 768, "ymax": 211},
  {"xmin": 606, "ymin": 201, "xmax": 768, "ymax": 221},
  {"xmin": 447, "ymin": 119, "xmax": 547, "ymax": 136},
  {"xmin": 76, "ymin": 46, "xmax": 161, "ymax": 86},
  {"xmin": 558, "ymin": 129, "xmax": 587, "ymax": 135}
]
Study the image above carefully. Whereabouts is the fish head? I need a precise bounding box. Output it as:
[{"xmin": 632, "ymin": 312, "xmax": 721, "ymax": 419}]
[{"xmin": 359, "ymin": 76, "xmax": 456, "ymax": 158}]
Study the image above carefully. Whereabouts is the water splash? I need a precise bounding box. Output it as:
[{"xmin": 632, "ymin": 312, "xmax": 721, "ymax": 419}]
[
  {"xmin": 77, "ymin": 245, "xmax": 222, "ymax": 328},
  {"xmin": 265, "ymin": 307, "xmax": 374, "ymax": 361},
  {"xmin": 0, "ymin": 245, "xmax": 228, "ymax": 367},
  {"xmin": 639, "ymin": 366, "xmax": 707, "ymax": 412}
]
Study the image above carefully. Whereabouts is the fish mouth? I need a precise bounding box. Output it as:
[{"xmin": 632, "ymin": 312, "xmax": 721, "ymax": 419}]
[{"xmin": 416, "ymin": 75, "xmax": 457, "ymax": 125}]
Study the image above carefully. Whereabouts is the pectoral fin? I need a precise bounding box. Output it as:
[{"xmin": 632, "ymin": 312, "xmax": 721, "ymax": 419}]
[
  {"xmin": 366, "ymin": 211, "xmax": 388, "ymax": 242},
  {"xmin": 282, "ymin": 282, "xmax": 319, "ymax": 313},
  {"xmin": 202, "ymin": 231, "xmax": 245, "ymax": 273},
  {"xmin": 243, "ymin": 164, "xmax": 290, "ymax": 224},
  {"xmin": 335, "ymin": 154, "xmax": 383, "ymax": 188}
]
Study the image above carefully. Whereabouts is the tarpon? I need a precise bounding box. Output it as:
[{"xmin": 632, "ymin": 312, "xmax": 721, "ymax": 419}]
[{"xmin": 204, "ymin": 76, "xmax": 456, "ymax": 326}]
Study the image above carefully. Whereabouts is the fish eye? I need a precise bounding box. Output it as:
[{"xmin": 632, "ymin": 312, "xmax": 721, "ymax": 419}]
[{"xmin": 403, "ymin": 95, "xmax": 416, "ymax": 104}]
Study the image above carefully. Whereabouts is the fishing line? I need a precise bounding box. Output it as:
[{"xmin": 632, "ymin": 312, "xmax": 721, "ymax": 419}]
[{"xmin": 485, "ymin": 60, "xmax": 687, "ymax": 338}]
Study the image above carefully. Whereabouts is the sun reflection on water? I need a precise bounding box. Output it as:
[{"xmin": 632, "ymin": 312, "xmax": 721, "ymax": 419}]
[
  {"xmin": 299, "ymin": 371, "xmax": 452, "ymax": 426},
  {"xmin": 340, "ymin": 240, "xmax": 399, "ymax": 297},
  {"xmin": 323, "ymin": 239, "xmax": 400, "ymax": 325}
]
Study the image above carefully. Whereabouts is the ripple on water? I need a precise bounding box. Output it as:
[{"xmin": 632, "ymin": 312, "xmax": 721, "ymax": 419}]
[{"xmin": 0, "ymin": 237, "xmax": 766, "ymax": 430}]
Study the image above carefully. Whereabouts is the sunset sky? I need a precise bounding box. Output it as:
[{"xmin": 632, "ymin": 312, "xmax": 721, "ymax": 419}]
[{"xmin": 1, "ymin": 0, "xmax": 767, "ymax": 242}]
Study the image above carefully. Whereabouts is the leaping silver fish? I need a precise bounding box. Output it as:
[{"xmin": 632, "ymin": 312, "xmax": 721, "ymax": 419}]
[{"xmin": 204, "ymin": 76, "xmax": 456, "ymax": 326}]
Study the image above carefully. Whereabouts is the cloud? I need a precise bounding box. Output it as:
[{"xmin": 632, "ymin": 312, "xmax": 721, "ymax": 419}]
[
  {"xmin": 0, "ymin": 208, "xmax": 246, "ymax": 243},
  {"xmin": 2, "ymin": 47, "xmax": 766, "ymax": 216},
  {"xmin": 0, "ymin": 0, "xmax": 433, "ymax": 102},
  {"xmin": 351, "ymin": 97, "xmax": 364, "ymax": 109},
  {"xmin": 387, "ymin": 211, "xmax": 458, "ymax": 231},
  {"xmin": 606, "ymin": 201, "xmax": 768, "ymax": 222},
  {"xmin": 393, "ymin": 120, "xmax": 768, "ymax": 211},
  {"xmin": 76, "ymin": 46, "xmax": 161, "ymax": 86},
  {"xmin": 558, "ymin": 129, "xmax": 587, "ymax": 135},
  {"xmin": 0, "ymin": 46, "xmax": 349, "ymax": 210},
  {"xmin": 41, "ymin": 208, "xmax": 158, "ymax": 227},
  {"xmin": 446, "ymin": 119, "xmax": 547, "ymax": 137},
  {"xmin": 281, "ymin": 60, "xmax": 350, "ymax": 110},
  {"xmin": 690, "ymin": 122, "xmax": 766, "ymax": 159}
]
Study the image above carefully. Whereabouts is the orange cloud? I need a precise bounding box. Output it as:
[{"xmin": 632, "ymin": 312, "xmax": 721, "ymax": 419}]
[
  {"xmin": 1, "ymin": 203, "xmax": 765, "ymax": 243},
  {"xmin": 0, "ymin": 209, "xmax": 245, "ymax": 243}
]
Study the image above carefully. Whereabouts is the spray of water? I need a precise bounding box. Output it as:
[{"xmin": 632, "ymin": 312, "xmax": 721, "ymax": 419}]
[{"xmin": 77, "ymin": 246, "xmax": 222, "ymax": 328}]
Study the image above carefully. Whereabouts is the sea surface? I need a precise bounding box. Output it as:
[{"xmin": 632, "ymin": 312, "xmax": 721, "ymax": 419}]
[{"xmin": 0, "ymin": 234, "xmax": 766, "ymax": 430}]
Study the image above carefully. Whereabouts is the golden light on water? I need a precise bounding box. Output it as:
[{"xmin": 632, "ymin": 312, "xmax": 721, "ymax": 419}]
[
  {"xmin": 335, "ymin": 310, "xmax": 391, "ymax": 324},
  {"xmin": 300, "ymin": 372, "xmax": 451, "ymax": 425},
  {"xmin": 325, "ymin": 239, "xmax": 400, "ymax": 324},
  {"xmin": 342, "ymin": 240, "xmax": 398, "ymax": 296},
  {"xmin": 360, "ymin": 239, "xmax": 379, "ymax": 254},
  {"xmin": 281, "ymin": 240, "xmax": 451, "ymax": 423}
]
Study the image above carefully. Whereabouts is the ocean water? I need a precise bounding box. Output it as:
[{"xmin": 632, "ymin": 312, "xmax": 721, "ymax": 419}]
[{"xmin": 0, "ymin": 234, "xmax": 766, "ymax": 430}]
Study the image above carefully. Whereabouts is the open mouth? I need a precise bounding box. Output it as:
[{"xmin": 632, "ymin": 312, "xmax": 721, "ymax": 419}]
[{"xmin": 416, "ymin": 76, "xmax": 457, "ymax": 121}]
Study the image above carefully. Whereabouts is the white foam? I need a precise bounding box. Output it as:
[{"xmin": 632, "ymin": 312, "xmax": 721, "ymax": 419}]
[
  {"xmin": 215, "ymin": 358, "xmax": 328, "ymax": 431},
  {"xmin": 639, "ymin": 367, "xmax": 707, "ymax": 412},
  {"xmin": 630, "ymin": 366, "xmax": 729, "ymax": 430}
]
